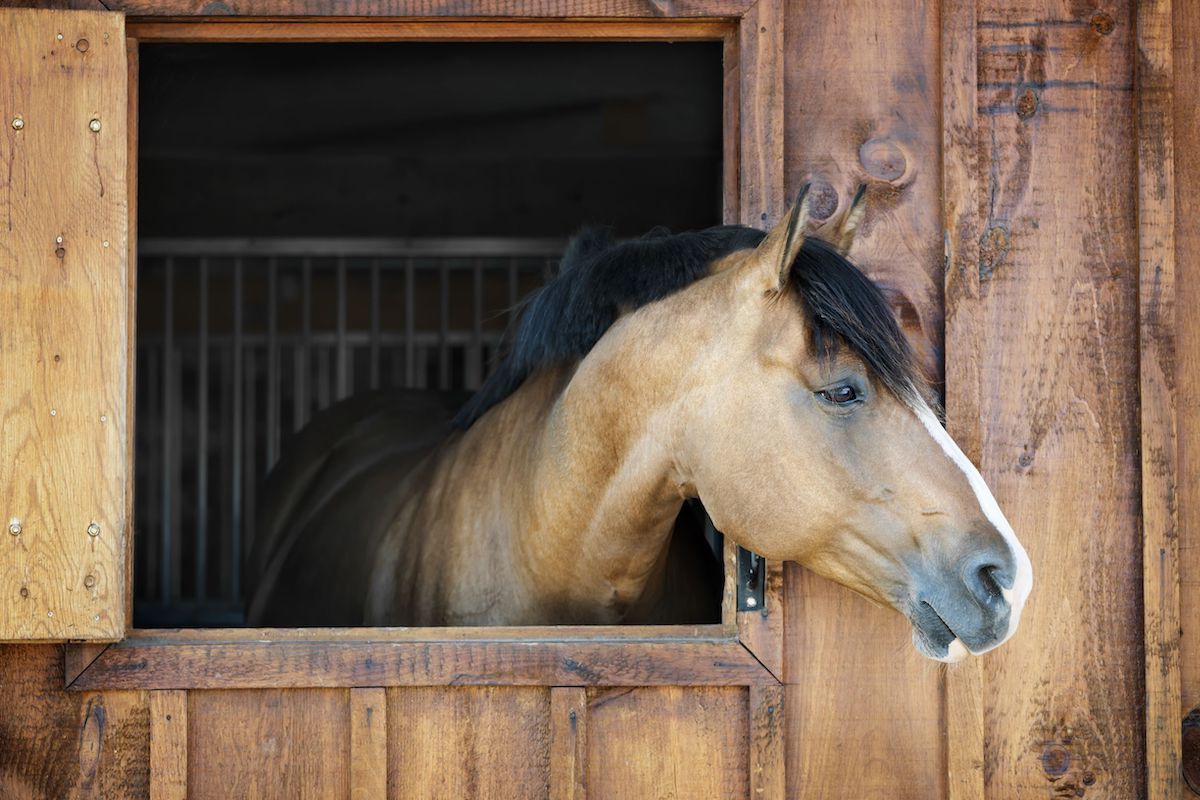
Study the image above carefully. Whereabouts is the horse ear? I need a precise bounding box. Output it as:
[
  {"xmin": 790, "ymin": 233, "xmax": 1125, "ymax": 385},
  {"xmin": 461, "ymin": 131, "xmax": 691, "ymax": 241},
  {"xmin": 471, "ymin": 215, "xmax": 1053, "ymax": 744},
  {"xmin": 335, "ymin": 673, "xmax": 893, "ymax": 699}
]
[
  {"xmin": 833, "ymin": 184, "xmax": 868, "ymax": 256},
  {"xmin": 750, "ymin": 183, "xmax": 811, "ymax": 293}
]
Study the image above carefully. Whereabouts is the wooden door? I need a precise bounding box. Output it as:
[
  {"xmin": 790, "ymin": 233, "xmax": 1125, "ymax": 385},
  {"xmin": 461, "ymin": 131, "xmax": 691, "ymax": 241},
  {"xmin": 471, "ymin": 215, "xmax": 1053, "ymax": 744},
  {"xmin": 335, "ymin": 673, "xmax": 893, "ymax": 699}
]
[{"xmin": 0, "ymin": 8, "xmax": 131, "ymax": 641}]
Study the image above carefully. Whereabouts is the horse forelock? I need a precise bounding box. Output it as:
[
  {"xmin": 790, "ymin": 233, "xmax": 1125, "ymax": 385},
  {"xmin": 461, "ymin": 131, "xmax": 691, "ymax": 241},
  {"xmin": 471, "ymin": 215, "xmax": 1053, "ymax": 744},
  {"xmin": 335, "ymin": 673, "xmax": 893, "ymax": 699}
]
[
  {"xmin": 452, "ymin": 224, "xmax": 927, "ymax": 429},
  {"xmin": 788, "ymin": 236, "xmax": 928, "ymax": 410}
]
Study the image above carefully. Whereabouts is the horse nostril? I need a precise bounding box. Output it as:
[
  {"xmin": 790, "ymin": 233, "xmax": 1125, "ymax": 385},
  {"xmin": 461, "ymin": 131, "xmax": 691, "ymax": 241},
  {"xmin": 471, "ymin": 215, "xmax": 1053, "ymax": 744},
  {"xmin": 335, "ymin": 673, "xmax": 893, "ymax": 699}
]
[{"xmin": 963, "ymin": 557, "xmax": 1010, "ymax": 609}]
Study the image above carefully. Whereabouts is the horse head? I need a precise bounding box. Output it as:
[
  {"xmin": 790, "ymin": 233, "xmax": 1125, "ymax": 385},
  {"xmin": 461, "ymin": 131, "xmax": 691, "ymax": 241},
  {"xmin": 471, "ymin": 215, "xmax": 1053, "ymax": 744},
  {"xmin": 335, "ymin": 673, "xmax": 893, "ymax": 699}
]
[{"xmin": 674, "ymin": 186, "xmax": 1033, "ymax": 661}]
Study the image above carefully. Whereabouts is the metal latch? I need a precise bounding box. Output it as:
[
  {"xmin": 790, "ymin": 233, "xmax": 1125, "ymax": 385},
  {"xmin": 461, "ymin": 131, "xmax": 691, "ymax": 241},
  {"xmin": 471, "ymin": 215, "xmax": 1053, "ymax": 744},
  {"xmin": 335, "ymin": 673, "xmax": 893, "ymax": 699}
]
[{"xmin": 736, "ymin": 546, "xmax": 765, "ymax": 612}]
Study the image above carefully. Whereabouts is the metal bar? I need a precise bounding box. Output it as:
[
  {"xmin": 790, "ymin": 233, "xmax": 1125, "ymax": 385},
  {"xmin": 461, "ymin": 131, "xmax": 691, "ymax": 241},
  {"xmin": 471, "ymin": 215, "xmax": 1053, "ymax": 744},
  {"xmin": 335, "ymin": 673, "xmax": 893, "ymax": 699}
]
[
  {"xmin": 160, "ymin": 257, "xmax": 174, "ymax": 605},
  {"xmin": 139, "ymin": 237, "xmax": 566, "ymax": 258},
  {"xmin": 230, "ymin": 257, "xmax": 244, "ymax": 601},
  {"xmin": 196, "ymin": 257, "xmax": 209, "ymax": 602},
  {"xmin": 242, "ymin": 346, "xmax": 257, "ymax": 606},
  {"xmin": 266, "ymin": 257, "xmax": 279, "ymax": 468},
  {"xmin": 404, "ymin": 257, "xmax": 415, "ymax": 387},
  {"xmin": 470, "ymin": 257, "xmax": 483, "ymax": 389},
  {"xmin": 297, "ymin": 257, "xmax": 312, "ymax": 427},
  {"xmin": 438, "ymin": 262, "xmax": 450, "ymax": 390},
  {"xmin": 145, "ymin": 342, "xmax": 160, "ymax": 601},
  {"xmin": 316, "ymin": 346, "xmax": 331, "ymax": 410},
  {"xmin": 336, "ymin": 256, "xmax": 348, "ymax": 400},
  {"xmin": 369, "ymin": 258, "xmax": 381, "ymax": 391}
]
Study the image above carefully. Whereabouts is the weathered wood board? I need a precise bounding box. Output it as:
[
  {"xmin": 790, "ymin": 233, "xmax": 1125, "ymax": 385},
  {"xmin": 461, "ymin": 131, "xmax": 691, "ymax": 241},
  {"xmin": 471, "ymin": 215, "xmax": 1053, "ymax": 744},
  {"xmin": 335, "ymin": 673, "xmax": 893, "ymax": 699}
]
[{"xmin": 0, "ymin": 8, "xmax": 129, "ymax": 640}]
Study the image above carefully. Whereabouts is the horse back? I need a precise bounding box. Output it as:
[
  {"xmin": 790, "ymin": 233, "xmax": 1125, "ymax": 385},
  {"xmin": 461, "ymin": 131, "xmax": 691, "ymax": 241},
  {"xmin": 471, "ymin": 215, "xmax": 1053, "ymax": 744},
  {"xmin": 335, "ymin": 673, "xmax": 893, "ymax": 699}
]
[{"xmin": 245, "ymin": 390, "xmax": 464, "ymax": 625}]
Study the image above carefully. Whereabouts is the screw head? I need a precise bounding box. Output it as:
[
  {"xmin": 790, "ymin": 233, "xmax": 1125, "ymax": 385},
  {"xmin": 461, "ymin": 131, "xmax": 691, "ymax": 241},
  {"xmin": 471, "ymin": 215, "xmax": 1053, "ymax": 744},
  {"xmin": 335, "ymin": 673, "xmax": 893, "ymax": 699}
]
[
  {"xmin": 746, "ymin": 596, "xmax": 758, "ymax": 608},
  {"xmin": 56, "ymin": 235, "xmax": 63, "ymax": 244},
  {"xmin": 83, "ymin": 574, "xmax": 96, "ymax": 588},
  {"xmin": 87, "ymin": 522, "xmax": 101, "ymax": 537},
  {"xmin": 88, "ymin": 118, "xmax": 101, "ymax": 133},
  {"xmin": 8, "ymin": 521, "xmax": 21, "ymax": 536},
  {"xmin": 56, "ymin": 33, "xmax": 63, "ymax": 41},
  {"xmin": 11, "ymin": 117, "xmax": 24, "ymax": 131}
]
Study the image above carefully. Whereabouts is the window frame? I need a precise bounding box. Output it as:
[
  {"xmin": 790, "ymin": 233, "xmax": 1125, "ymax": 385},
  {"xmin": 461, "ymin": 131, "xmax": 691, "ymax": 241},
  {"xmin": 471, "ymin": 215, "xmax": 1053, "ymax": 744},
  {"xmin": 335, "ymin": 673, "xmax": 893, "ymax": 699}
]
[{"xmin": 67, "ymin": 3, "xmax": 787, "ymax": 692}]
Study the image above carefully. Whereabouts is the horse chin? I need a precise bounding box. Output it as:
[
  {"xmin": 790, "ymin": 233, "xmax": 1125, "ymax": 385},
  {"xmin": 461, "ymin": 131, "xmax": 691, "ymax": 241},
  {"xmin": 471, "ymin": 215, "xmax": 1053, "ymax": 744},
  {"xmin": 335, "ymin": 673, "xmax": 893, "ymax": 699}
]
[{"xmin": 912, "ymin": 630, "xmax": 970, "ymax": 663}]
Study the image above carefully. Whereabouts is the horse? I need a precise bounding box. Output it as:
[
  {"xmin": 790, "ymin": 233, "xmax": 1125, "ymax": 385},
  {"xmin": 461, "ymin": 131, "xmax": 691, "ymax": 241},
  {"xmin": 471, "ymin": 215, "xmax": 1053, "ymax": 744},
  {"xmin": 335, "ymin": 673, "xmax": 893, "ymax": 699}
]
[{"xmin": 246, "ymin": 185, "xmax": 1033, "ymax": 662}]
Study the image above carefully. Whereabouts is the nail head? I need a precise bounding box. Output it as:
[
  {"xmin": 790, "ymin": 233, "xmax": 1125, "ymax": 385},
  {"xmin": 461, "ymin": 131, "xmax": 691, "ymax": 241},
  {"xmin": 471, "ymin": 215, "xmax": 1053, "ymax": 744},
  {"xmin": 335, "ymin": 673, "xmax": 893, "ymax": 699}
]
[
  {"xmin": 8, "ymin": 521, "xmax": 21, "ymax": 536},
  {"xmin": 11, "ymin": 117, "xmax": 24, "ymax": 131},
  {"xmin": 89, "ymin": 118, "xmax": 101, "ymax": 133},
  {"xmin": 87, "ymin": 522, "xmax": 101, "ymax": 537},
  {"xmin": 83, "ymin": 574, "xmax": 96, "ymax": 588}
]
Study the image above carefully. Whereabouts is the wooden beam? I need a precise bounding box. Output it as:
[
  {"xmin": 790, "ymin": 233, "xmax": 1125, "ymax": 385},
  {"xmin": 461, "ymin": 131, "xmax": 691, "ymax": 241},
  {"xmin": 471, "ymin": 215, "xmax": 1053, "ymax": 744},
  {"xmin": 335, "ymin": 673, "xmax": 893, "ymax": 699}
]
[
  {"xmin": 736, "ymin": 0, "xmax": 785, "ymax": 229},
  {"xmin": 349, "ymin": 688, "xmax": 387, "ymax": 800},
  {"xmin": 69, "ymin": 630, "xmax": 778, "ymax": 690},
  {"xmin": 127, "ymin": 18, "xmax": 735, "ymax": 42},
  {"xmin": 748, "ymin": 684, "xmax": 783, "ymax": 800},
  {"xmin": 549, "ymin": 687, "xmax": 588, "ymax": 800},
  {"xmin": 114, "ymin": 0, "xmax": 757, "ymax": 16},
  {"xmin": 1175, "ymin": 0, "xmax": 1200, "ymax": 791},
  {"xmin": 149, "ymin": 690, "xmax": 187, "ymax": 800},
  {"xmin": 63, "ymin": 643, "xmax": 112, "ymax": 687},
  {"xmin": 1137, "ymin": 2, "xmax": 1182, "ymax": 797},
  {"xmin": 941, "ymin": 0, "xmax": 985, "ymax": 797}
]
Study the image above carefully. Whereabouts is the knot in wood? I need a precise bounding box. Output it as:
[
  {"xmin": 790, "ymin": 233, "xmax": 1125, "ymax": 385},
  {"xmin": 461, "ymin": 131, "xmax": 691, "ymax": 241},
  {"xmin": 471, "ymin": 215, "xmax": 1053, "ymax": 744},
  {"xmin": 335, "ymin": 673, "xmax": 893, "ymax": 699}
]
[
  {"xmin": 1016, "ymin": 89, "xmax": 1039, "ymax": 120},
  {"xmin": 1090, "ymin": 12, "xmax": 1115, "ymax": 36},
  {"xmin": 806, "ymin": 178, "xmax": 839, "ymax": 221},
  {"xmin": 858, "ymin": 138, "xmax": 907, "ymax": 182}
]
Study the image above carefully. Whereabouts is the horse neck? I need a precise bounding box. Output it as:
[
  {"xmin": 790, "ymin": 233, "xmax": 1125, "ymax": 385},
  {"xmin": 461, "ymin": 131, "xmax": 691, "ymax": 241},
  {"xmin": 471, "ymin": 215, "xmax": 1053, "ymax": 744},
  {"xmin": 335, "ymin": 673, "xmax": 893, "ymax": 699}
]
[{"xmin": 515, "ymin": 312, "xmax": 700, "ymax": 619}]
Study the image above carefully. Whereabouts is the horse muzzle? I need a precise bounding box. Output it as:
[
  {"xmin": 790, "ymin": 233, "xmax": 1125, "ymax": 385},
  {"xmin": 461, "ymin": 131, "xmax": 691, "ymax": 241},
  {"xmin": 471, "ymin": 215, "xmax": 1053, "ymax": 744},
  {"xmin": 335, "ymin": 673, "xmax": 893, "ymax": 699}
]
[{"xmin": 905, "ymin": 535, "xmax": 1028, "ymax": 663}]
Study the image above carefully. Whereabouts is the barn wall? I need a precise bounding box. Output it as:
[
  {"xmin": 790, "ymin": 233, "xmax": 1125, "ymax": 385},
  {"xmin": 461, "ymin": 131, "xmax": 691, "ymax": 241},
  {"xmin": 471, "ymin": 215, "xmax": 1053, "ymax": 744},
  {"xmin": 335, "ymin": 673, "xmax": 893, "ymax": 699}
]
[
  {"xmin": 0, "ymin": 1, "xmax": 1190, "ymax": 798},
  {"xmin": 783, "ymin": 0, "xmax": 1150, "ymax": 798}
]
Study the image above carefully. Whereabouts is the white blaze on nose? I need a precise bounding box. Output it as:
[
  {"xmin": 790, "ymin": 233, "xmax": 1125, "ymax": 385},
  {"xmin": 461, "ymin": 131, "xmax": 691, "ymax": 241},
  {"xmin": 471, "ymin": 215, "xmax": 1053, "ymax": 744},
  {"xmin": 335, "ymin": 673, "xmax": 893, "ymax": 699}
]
[{"xmin": 914, "ymin": 404, "xmax": 1034, "ymax": 650}]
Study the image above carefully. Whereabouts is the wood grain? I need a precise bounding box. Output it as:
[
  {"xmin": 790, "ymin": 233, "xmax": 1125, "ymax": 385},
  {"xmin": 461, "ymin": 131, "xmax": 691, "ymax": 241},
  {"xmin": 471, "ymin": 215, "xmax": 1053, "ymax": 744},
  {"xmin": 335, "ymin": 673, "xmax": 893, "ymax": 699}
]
[
  {"xmin": 549, "ymin": 687, "xmax": 587, "ymax": 800},
  {"xmin": 71, "ymin": 631, "xmax": 776, "ymax": 690},
  {"xmin": 149, "ymin": 690, "xmax": 186, "ymax": 800},
  {"xmin": 0, "ymin": 645, "xmax": 149, "ymax": 798},
  {"xmin": 127, "ymin": 18, "xmax": 733, "ymax": 42},
  {"xmin": 388, "ymin": 686, "xmax": 550, "ymax": 800},
  {"xmin": 737, "ymin": 0, "xmax": 785, "ymax": 229},
  {"xmin": 783, "ymin": 570, "xmax": 944, "ymax": 799},
  {"xmin": 350, "ymin": 688, "xmax": 388, "ymax": 800},
  {"xmin": 109, "ymin": 0, "xmax": 757, "ymax": 16},
  {"xmin": 973, "ymin": 3, "xmax": 1144, "ymax": 796},
  {"xmin": 1176, "ymin": 0, "xmax": 1200, "ymax": 791},
  {"xmin": 585, "ymin": 686, "xmax": 748, "ymax": 799},
  {"xmin": 749, "ymin": 684, "xmax": 784, "ymax": 800},
  {"xmin": 0, "ymin": 8, "xmax": 129, "ymax": 640},
  {"xmin": 941, "ymin": 0, "xmax": 986, "ymax": 797},
  {"xmin": 782, "ymin": 0, "xmax": 946, "ymax": 796},
  {"xmin": 187, "ymin": 688, "xmax": 350, "ymax": 800},
  {"xmin": 1137, "ymin": 1, "xmax": 1182, "ymax": 798}
]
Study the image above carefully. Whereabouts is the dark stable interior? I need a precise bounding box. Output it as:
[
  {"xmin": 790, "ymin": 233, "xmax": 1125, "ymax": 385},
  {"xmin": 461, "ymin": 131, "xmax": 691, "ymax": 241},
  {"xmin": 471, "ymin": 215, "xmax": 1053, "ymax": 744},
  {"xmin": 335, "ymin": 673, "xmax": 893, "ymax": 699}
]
[{"xmin": 134, "ymin": 41, "xmax": 725, "ymax": 627}]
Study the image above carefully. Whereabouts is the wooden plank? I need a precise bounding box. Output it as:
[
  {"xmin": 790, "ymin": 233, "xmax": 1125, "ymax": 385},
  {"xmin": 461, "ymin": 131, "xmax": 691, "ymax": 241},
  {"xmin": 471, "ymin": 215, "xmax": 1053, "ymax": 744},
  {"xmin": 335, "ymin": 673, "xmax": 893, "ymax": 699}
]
[
  {"xmin": 125, "ymin": 36, "xmax": 139, "ymax": 631},
  {"xmin": 549, "ymin": 687, "xmax": 588, "ymax": 800},
  {"xmin": 119, "ymin": 623, "xmax": 731, "ymax": 643},
  {"xmin": 781, "ymin": 0, "xmax": 945, "ymax": 796},
  {"xmin": 973, "ymin": 4, "xmax": 1143, "ymax": 796},
  {"xmin": 941, "ymin": 1, "xmax": 985, "ymax": 798},
  {"xmin": 349, "ymin": 688, "xmax": 387, "ymax": 800},
  {"xmin": 736, "ymin": 559, "xmax": 783, "ymax": 680},
  {"xmin": 749, "ymin": 684, "xmax": 783, "ymax": 800},
  {"xmin": 784, "ymin": 570, "xmax": 944, "ymax": 799},
  {"xmin": 0, "ymin": 8, "xmax": 130, "ymax": 640},
  {"xmin": 0, "ymin": 645, "xmax": 149, "ymax": 798},
  {"xmin": 1137, "ymin": 2, "xmax": 1182, "ymax": 798},
  {"xmin": 737, "ymin": 0, "xmax": 785, "ymax": 229},
  {"xmin": 1176, "ymin": 0, "xmax": 1200, "ymax": 790},
  {"xmin": 112, "ymin": 0, "xmax": 756, "ymax": 16},
  {"xmin": 149, "ymin": 690, "xmax": 187, "ymax": 800},
  {"xmin": 389, "ymin": 686, "xmax": 550, "ymax": 800},
  {"xmin": 585, "ymin": 686, "xmax": 748, "ymax": 798},
  {"xmin": 127, "ymin": 18, "xmax": 734, "ymax": 42},
  {"xmin": 71, "ymin": 635, "xmax": 776, "ymax": 690},
  {"xmin": 187, "ymin": 688, "xmax": 350, "ymax": 800},
  {"xmin": 64, "ymin": 642, "xmax": 111, "ymax": 686}
]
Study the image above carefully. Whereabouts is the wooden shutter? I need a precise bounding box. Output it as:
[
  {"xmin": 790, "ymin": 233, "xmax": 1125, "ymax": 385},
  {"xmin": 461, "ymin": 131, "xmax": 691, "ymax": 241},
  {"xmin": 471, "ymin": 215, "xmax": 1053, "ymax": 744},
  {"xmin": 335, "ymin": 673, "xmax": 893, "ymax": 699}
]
[{"xmin": 1, "ymin": 8, "xmax": 130, "ymax": 640}]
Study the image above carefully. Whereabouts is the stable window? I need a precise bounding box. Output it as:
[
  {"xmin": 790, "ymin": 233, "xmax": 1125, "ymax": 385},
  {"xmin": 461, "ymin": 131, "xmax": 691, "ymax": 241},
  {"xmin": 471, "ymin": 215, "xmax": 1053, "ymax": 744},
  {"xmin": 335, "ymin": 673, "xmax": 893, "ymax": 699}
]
[
  {"xmin": 3, "ymin": 10, "xmax": 786, "ymax": 696},
  {"xmin": 132, "ymin": 40, "xmax": 727, "ymax": 628}
]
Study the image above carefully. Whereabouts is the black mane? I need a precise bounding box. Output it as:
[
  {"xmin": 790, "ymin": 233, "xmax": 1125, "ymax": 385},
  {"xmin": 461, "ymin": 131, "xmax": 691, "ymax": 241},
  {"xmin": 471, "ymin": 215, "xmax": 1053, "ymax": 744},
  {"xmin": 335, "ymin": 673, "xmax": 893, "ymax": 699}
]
[{"xmin": 452, "ymin": 225, "xmax": 921, "ymax": 429}]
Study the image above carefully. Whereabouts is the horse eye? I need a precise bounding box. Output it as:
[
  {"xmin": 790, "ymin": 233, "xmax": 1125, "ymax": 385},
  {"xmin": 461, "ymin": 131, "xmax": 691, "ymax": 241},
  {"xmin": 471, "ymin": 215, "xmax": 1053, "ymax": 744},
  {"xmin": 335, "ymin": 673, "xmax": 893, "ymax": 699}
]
[{"xmin": 819, "ymin": 385, "xmax": 859, "ymax": 405}]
